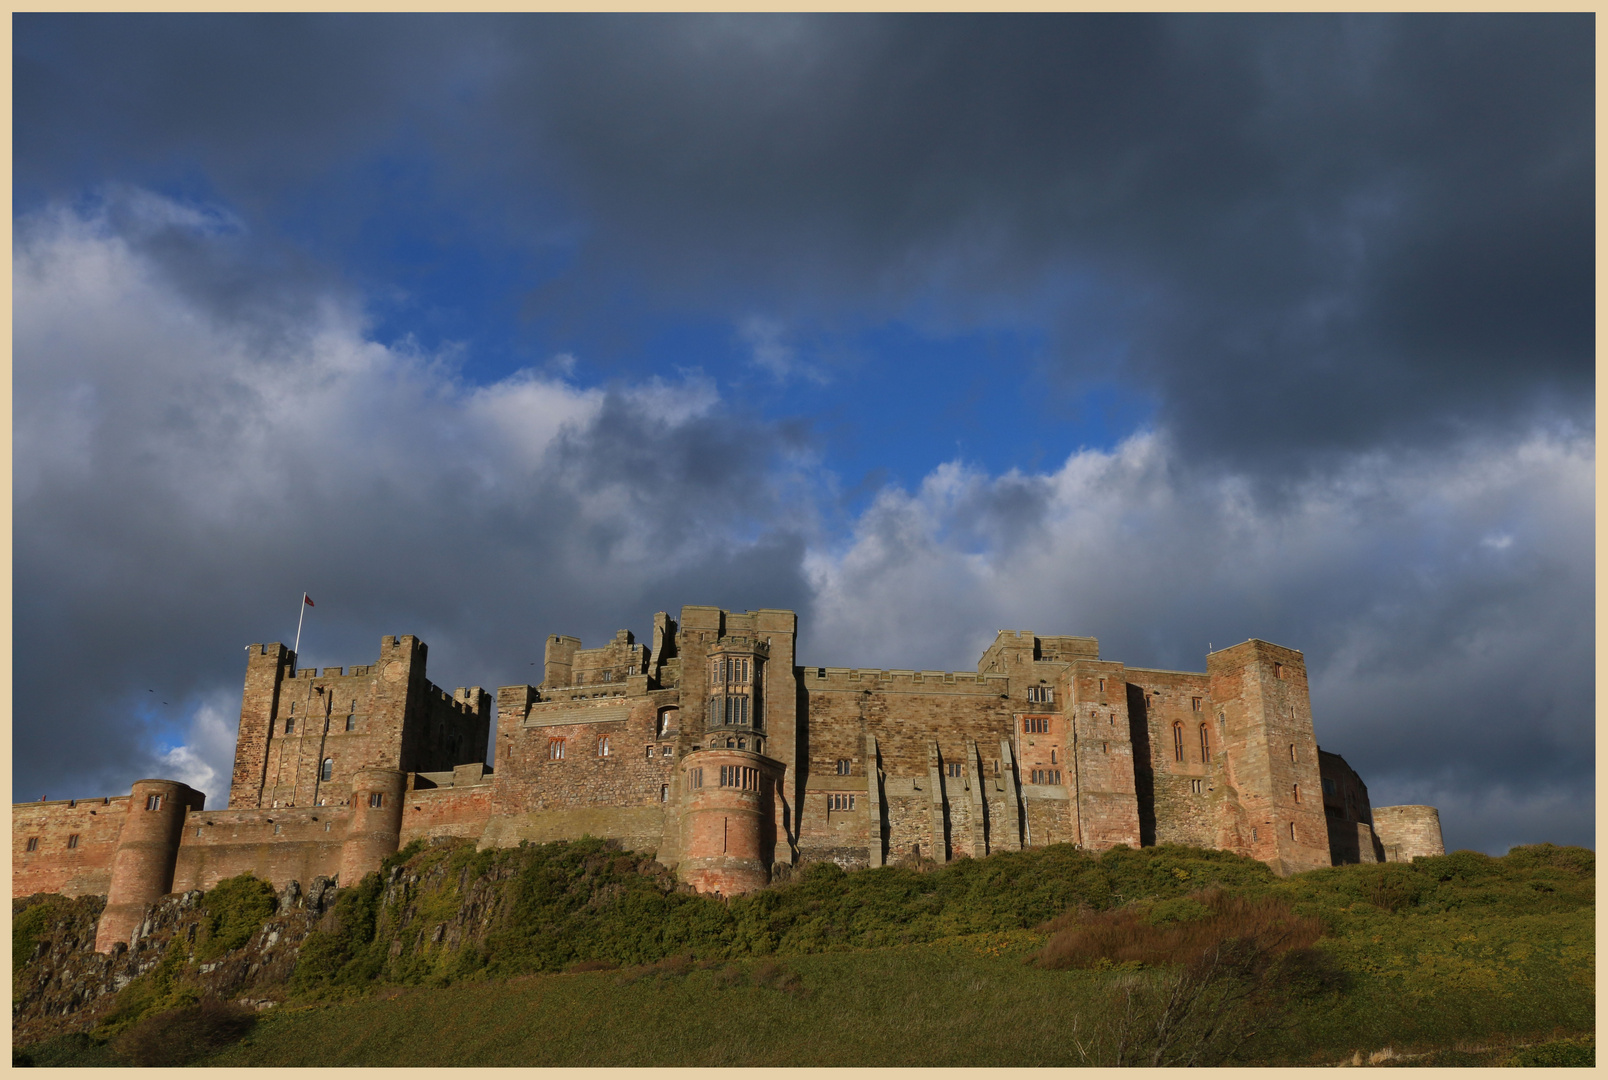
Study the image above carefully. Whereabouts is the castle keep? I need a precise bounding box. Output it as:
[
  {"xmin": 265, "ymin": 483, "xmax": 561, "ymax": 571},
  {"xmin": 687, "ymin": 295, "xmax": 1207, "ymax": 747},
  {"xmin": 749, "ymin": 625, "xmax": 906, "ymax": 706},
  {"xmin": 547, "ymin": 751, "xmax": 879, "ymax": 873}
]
[{"xmin": 13, "ymin": 606, "xmax": 1445, "ymax": 950}]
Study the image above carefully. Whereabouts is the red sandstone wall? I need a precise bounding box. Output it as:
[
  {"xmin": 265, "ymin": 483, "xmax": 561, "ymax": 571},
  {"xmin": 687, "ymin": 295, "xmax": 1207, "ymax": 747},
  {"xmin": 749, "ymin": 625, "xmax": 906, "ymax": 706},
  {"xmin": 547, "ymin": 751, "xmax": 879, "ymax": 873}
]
[
  {"xmin": 399, "ymin": 784, "xmax": 494, "ymax": 844},
  {"xmin": 171, "ymin": 807, "xmax": 347, "ymax": 893},
  {"xmin": 13, "ymin": 797, "xmax": 130, "ymax": 897}
]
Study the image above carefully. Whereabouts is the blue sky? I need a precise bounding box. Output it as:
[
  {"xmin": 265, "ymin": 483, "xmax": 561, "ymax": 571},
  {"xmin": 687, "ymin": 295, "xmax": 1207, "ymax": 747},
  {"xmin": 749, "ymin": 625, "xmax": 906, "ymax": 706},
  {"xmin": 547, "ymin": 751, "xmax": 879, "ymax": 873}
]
[{"xmin": 12, "ymin": 14, "xmax": 1594, "ymax": 854}]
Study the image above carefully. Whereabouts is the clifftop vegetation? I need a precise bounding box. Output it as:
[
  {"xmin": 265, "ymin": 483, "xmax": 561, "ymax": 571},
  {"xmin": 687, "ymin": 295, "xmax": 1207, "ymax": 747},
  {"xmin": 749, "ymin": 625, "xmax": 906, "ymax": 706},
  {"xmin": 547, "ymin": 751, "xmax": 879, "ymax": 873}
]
[{"xmin": 14, "ymin": 839, "xmax": 1594, "ymax": 1067}]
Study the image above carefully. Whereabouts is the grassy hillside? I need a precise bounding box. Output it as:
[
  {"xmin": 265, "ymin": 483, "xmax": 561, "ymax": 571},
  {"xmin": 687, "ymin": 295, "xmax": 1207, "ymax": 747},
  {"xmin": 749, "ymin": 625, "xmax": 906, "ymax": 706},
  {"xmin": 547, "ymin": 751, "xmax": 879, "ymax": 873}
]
[{"xmin": 14, "ymin": 839, "xmax": 1593, "ymax": 1067}]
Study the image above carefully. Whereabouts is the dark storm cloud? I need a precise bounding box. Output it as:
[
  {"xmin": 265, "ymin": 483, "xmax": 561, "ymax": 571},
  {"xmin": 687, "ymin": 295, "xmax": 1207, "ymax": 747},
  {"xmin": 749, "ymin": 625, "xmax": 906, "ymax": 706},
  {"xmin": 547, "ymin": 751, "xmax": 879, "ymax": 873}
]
[
  {"xmin": 16, "ymin": 14, "xmax": 1592, "ymax": 470},
  {"xmin": 11, "ymin": 195, "xmax": 811, "ymax": 801},
  {"xmin": 12, "ymin": 16, "xmax": 1592, "ymax": 854}
]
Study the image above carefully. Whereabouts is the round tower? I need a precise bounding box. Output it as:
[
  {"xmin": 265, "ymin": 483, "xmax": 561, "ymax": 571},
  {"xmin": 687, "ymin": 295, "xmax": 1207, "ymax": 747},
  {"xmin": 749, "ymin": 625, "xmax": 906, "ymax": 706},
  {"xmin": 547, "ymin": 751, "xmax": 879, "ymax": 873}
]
[
  {"xmin": 676, "ymin": 748, "xmax": 780, "ymax": 896},
  {"xmin": 94, "ymin": 779, "xmax": 202, "ymax": 952},
  {"xmin": 338, "ymin": 768, "xmax": 407, "ymax": 885},
  {"xmin": 1371, "ymin": 805, "xmax": 1445, "ymax": 862}
]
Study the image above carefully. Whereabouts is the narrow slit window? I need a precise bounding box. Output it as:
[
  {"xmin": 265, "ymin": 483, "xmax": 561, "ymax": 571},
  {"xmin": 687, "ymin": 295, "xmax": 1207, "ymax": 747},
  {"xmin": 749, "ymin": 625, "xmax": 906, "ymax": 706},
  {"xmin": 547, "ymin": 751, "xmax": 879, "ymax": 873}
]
[
  {"xmin": 660, "ymin": 784, "xmax": 668, "ymax": 802},
  {"xmin": 1293, "ymin": 783, "xmax": 1300, "ymax": 803},
  {"xmin": 25, "ymin": 837, "xmax": 39, "ymax": 852},
  {"xmin": 1289, "ymin": 743, "xmax": 1296, "ymax": 763},
  {"xmin": 67, "ymin": 834, "xmax": 80, "ymax": 849}
]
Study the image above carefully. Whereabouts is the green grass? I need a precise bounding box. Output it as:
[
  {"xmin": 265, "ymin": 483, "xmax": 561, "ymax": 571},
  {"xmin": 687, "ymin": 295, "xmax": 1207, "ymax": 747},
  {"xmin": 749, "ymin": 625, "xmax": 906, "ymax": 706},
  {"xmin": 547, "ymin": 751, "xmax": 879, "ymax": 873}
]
[{"xmin": 18, "ymin": 840, "xmax": 1593, "ymax": 1066}]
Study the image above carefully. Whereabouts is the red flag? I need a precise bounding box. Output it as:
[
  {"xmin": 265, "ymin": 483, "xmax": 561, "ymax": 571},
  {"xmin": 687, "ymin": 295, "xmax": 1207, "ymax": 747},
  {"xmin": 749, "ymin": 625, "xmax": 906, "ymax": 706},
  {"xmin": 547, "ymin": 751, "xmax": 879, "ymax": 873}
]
[{"xmin": 304, "ymin": 594, "xmax": 315, "ymax": 607}]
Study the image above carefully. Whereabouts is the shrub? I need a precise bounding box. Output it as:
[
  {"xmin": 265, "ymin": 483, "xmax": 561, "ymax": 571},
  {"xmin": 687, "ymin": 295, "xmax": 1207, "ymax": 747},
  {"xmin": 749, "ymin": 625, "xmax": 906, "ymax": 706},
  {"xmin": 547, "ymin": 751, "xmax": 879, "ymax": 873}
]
[
  {"xmin": 196, "ymin": 874, "xmax": 278, "ymax": 960},
  {"xmin": 1034, "ymin": 889, "xmax": 1323, "ymax": 971},
  {"xmin": 111, "ymin": 997, "xmax": 256, "ymax": 1066}
]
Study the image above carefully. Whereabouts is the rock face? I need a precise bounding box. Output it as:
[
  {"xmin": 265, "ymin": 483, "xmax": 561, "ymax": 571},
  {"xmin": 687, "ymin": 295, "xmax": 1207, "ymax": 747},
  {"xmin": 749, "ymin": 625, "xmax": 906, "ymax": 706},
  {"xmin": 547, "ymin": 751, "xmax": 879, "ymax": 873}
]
[{"xmin": 12, "ymin": 876, "xmax": 336, "ymax": 1046}]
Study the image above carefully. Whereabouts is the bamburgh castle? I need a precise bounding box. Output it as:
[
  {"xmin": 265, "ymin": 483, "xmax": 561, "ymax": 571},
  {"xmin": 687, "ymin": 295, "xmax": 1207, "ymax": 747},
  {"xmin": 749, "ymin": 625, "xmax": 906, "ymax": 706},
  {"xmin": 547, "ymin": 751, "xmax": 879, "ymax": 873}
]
[{"xmin": 15, "ymin": 607, "xmax": 1445, "ymax": 952}]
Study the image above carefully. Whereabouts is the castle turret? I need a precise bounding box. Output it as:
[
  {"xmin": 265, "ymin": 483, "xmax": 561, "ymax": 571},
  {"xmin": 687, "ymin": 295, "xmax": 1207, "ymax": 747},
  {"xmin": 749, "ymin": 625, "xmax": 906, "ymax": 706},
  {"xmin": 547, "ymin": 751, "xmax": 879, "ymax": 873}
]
[
  {"xmin": 338, "ymin": 768, "xmax": 406, "ymax": 884},
  {"xmin": 1207, "ymin": 640, "xmax": 1330, "ymax": 875},
  {"xmin": 677, "ymin": 748, "xmax": 781, "ymax": 895},
  {"xmin": 94, "ymin": 779, "xmax": 204, "ymax": 952},
  {"xmin": 229, "ymin": 642, "xmax": 293, "ymax": 809},
  {"xmin": 1372, "ymin": 805, "xmax": 1446, "ymax": 862}
]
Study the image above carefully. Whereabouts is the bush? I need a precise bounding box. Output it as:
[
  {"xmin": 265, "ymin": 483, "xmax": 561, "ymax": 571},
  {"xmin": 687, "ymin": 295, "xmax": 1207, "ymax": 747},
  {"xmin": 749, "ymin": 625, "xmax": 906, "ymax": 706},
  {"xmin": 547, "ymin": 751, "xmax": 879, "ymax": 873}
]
[
  {"xmin": 1034, "ymin": 889, "xmax": 1324, "ymax": 971},
  {"xmin": 111, "ymin": 997, "xmax": 256, "ymax": 1066},
  {"xmin": 196, "ymin": 874, "xmax": 278, "ymax": 960},
  {"xmin": 1504, "ymin": 1034, "xmax": 1594, "ymax": 1067},
  {"xmin": 12, "ymin": 898, "xmax": 59, "ymax": 974}
]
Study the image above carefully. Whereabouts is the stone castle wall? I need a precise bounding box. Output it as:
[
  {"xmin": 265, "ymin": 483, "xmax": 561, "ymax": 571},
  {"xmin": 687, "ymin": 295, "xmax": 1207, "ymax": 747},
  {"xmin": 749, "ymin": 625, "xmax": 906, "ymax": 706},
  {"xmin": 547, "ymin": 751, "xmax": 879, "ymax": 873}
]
[{"xmin": 15, "ymin": 606, "xmax": 1436, "ymax": 951}]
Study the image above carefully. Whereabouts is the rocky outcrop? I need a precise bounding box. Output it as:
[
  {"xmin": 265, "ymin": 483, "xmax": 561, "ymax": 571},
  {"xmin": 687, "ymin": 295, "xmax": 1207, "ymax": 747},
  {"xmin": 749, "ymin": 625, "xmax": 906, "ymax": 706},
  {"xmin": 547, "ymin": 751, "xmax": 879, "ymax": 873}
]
[{"xmin": 12, "ymin": 877, "xmax": 336, "ymax": 1046}]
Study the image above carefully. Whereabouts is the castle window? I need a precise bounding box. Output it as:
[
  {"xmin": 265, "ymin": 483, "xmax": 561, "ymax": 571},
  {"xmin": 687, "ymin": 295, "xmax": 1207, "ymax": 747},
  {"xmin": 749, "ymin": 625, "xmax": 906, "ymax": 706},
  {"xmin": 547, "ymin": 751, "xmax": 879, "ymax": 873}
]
[
  {"xmin": 598, "ymin": 736, "xmax": 612, "ymax": 757},
  {"xmin": 1289, "ymin": 744, "xmax": 1296, "ymax": 763},
  {"xmin": 709, "ymin": 697, "xmax": 724, "ymax": 724},
  {"xmin": 1274, "ymin": 662, "xmax": 1284, "ymax": 679},
  {"xmin": 1103, "ymin": 742, "xmax": 1108, "ymax": 753},
  {"xmin": 662, "ymin": 746, "xmax": 672, "ymax": 757},
  {"xmin": 1199, "ymin": 724, "xmax": 1210, "ymax": 761},
  {"xmin": 603, "ymin": 670, "xmax": 612, "ymax": 683},
  {"xmin": 25, "ymin": 837, "xmax": 38, "ymax": 852},
  {"xmin": 1027, "ymin": 686, "xmax": 1053, "ymax": 704},
  {"xmin": 818, "ymin": 668, "xmax": 826, "ymax": 678},
  {"xmin": 1172, "ymin": 723, "xmax": 1185, "ymax": 762},
  {"xmin": 737, "ymin": 739, "xmax": 746, "ymax": 749},
  {"xmin": 320, "ymin": 758, "xmax": 333, "ymax": 781},
  {"xmin": 1192, "ymin": 697, "xmax": 1201, "ymax": 711},
  {"xmin": 1289, "ymin": 822, "xmax": 1296, "ymax": 840},
  {"xmin": 1252, "ymin": 827, "xmax": 1258, "ymax": 842},
  {"xmin": 657, "ymin": 707, "xmax": 678, "ymax": 736},
  {"xmin": 1050, "ymin": 749, "xmax": 1056, "ymax": 765},
  {"xmin": 1098, "ymin": 678, "xmax": 1105, "ymax": 692},
  {"xmin": 1029, "ymin": 769, "xmax": 1063, "ymax": 785},
  {"xmin": 828, "ymin": 793, "xmax": 856, "ymax": 811},
  {"xmin": 646, "ymin": 744, "xmax": 654, "ymax": 760},
  {"xmin": 369, "ymin": 792, "xmax": 384, "ymax": 807},
  {"xmin": 1292, "ymin": 784, "xmax": 1300, "ymax": 802},
  {"xmin": 1190, "ymin": 779, "xmax": 1203, "ymax": 794},
  {"xmin": 835, "ymin": 759, "xmax": 850, "ymax": 775},
  {"xmin": 346, "ymin": 714, "xmax": 355, "ymax": 731},
  {"xmin": 1023, "ymin": 717, "xmax": 1049, "ymax": 734},
  {"xmin": 285, "ymin": 717, "xmax": 295, "ymax": 734},
  {"xmin": 689, "ymin": 767, "xmax": 703, "ymax": 789},
  {"xmin": 660, "ymin": 784, "xmax": 668, "ymax": 802},
  {"xmin": 548, "ymin": 738, "xmax": 566, "ymax": 761},
  {"xmin": 145, "ymin": 794, "xmax": 164, "ymax": 811},
  {"xmin": 946, "ymin": 762, "xmax": 962, "ymax": 778}
]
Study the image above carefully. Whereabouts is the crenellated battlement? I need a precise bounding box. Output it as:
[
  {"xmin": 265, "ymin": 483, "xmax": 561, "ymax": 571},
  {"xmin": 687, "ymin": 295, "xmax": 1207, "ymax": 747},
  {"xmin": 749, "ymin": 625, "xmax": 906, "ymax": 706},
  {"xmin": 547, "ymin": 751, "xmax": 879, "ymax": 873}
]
[
  {"xmin": 17, "ymin": 605, "xmax": 1431, "ymax": 938},
  {"xmin": 803, "ymin": 666, "xmax": 1010, "ymax": 694}
]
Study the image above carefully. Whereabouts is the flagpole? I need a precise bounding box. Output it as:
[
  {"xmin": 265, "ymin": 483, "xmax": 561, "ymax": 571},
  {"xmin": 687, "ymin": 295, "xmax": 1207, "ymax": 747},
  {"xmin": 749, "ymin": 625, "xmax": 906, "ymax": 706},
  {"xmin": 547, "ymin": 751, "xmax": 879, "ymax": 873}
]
[{"xmin": 294, "ymin": 592, "xmax": 308, "ymax": 660}]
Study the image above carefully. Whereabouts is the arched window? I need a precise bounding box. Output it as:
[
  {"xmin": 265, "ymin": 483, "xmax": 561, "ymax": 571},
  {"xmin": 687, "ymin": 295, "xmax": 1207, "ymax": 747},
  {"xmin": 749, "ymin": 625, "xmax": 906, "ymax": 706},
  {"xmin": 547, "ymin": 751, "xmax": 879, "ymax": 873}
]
[
  {"xmin": 1172, "ymin": 722, "xmax": 1184, "ymax": 762},
  {"xmin": 1199, "ymin": 724, "xmax": 1210, "ymax": 761},
  {"xmin": 285, "ymin": 716, "xmax": 295, "ymax": 734},
  {"xmin": 320, "ymin": 758, "xmax": 333, "ymax": 781},
  {"xmin": 657, "ymin": 707, "xmax": 678, "ymax": 736},
  {"xmin": 659, "ymin": 784, "xmax": 668, "ymax": 802},
  {"xmin": 597, "ymin": 736, "xmax": 612, "ymax": 757}
]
